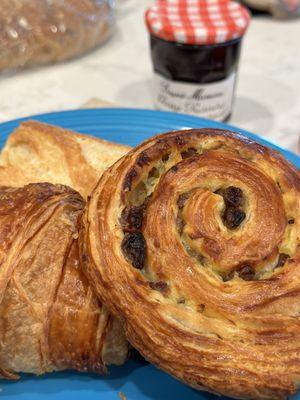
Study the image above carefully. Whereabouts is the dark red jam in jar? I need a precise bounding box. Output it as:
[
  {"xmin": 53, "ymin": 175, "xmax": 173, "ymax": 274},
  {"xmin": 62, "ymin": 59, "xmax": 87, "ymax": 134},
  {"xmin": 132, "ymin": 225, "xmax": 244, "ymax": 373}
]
[{"xmin": 145, "ymin": 0, "xmax": 251, "ymax": 121}]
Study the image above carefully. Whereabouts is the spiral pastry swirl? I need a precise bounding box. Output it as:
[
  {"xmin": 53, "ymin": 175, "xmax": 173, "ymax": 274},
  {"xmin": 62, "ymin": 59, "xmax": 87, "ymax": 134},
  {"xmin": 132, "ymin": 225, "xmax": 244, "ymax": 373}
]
[{"xmin": 82, "ymin": 129, "xmax": 300, "ymax": 399}]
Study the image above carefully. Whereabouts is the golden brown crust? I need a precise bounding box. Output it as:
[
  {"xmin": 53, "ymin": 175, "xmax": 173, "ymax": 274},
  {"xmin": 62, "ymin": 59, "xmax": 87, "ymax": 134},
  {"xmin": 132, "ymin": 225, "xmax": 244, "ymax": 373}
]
[
  {"xmin": 0, "ymin": 183, "xmax": 128, "ymax": 378},
  {"xmin": 82, "ymin": 128, "xmax": 300, "ymax": 400},
  {"xmin": 0, "ymin": 120, "xmax": 131, "ymax": 199}
]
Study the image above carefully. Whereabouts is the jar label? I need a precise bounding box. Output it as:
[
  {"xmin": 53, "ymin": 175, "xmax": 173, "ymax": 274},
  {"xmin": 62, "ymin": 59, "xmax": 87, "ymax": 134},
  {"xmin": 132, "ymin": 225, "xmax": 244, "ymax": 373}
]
[{"xmin": 153, "ymin": 72, "xmax": 236, "ymax": 121}]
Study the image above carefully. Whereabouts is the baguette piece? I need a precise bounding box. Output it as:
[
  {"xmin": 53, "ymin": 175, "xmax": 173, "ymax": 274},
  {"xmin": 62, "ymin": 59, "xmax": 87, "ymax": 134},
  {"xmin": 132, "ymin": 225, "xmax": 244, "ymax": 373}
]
[{"xmin": 0, "ymin": 120, "xmax": 131, "ymax": 199}]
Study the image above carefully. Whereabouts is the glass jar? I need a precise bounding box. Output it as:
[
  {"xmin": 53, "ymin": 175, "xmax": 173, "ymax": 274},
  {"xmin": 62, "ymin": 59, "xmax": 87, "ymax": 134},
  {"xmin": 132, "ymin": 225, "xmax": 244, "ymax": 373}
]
[{"xmin": 145, "ymin": 0, "xmax": 251, "ymax": 122}]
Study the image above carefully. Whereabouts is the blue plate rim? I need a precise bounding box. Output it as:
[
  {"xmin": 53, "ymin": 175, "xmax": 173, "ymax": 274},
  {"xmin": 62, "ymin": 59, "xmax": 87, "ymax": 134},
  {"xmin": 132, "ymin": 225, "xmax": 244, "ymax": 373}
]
[{"xmin": 0, "ymin": 107, "xmax": 298, "ymax": 167}]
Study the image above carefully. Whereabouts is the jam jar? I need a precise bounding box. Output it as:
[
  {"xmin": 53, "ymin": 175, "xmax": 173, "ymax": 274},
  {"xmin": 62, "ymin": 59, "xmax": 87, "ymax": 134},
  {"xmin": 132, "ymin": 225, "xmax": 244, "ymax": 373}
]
[{"xmin": 145, "ymin": 0, "xmax": 251, "ymax": 121}]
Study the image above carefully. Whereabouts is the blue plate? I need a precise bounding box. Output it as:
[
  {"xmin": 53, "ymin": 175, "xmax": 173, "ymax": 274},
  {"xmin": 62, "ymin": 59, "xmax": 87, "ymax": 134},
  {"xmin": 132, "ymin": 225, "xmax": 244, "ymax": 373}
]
[{"xmin": 0, "ymin": 108, "xmax": 299, "ymax": 400}]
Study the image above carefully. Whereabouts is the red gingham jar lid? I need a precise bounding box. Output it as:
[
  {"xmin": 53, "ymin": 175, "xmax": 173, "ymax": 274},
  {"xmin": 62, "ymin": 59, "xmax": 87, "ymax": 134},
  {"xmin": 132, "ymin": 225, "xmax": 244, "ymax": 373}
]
[{"xmin": 145, "ymin": 0, "xmax": 251, "ymax": 45}]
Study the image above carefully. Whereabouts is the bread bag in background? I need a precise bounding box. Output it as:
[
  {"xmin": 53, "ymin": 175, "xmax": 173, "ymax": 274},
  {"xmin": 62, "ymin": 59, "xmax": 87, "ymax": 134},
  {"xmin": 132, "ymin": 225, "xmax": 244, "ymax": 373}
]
[{"xmin": 0, "ymin": 0, "xmax": 114, "ymax": 72}]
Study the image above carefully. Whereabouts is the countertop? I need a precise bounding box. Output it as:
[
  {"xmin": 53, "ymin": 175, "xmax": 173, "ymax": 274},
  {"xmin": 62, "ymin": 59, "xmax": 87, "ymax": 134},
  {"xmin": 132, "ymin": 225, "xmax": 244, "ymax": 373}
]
[{"xmin": 1, "ymin": 0, "xmax": 299, "ymax": 153}]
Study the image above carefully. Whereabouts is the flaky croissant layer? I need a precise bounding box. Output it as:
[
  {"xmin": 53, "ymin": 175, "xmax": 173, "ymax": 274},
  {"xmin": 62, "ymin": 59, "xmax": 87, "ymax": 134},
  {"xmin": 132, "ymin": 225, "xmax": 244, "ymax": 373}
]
[
  {"xmin": 0, "ymin": 183, "xmax": 128, "ymax": 379},
  {"xmin": 82, "ymin": 128, "xmax": 300, "ymax": 400}
]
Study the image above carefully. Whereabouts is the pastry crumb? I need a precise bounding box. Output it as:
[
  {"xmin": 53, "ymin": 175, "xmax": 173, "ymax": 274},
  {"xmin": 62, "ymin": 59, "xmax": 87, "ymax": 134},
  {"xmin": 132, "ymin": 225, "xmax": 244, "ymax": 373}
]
[{"xmin": 118, "ymin": 391, "xmax": 126, "ymax": 400}]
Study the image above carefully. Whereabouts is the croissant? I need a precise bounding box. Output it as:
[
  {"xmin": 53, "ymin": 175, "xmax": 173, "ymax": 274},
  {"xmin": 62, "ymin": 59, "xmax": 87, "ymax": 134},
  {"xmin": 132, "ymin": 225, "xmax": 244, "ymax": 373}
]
[
  {"xmin": 82, "ymin": 128, "xmax": 300, "ymax": 400},
  {"xmin": 0, "ymin": 183, "xmax": 128, "ymax": 379},
  {"xmin": 0, "ymin": 120, "xmax": 131, "ymax": 199}
]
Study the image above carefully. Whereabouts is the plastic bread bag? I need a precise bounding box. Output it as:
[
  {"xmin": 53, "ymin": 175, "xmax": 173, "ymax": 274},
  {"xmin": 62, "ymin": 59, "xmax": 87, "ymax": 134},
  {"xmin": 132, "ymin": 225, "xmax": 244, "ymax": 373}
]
[{"xmin": 0, "ymin": 0, "xmax": 115, "ymax": 72}]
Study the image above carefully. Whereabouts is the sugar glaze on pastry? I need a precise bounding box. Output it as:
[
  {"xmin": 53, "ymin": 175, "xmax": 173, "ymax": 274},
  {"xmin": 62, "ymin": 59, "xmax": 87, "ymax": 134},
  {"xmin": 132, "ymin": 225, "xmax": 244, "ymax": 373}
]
[{"xmin": 82, "ymin": 128, "xmax": 300, "ymax": 400}]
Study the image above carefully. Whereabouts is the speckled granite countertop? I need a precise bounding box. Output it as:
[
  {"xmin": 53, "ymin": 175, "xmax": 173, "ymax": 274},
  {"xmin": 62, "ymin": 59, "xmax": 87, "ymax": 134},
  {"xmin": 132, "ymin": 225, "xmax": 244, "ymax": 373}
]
[{"xmin": 0, "ymin": 0, "xmax": 299, "ymax": 153}]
